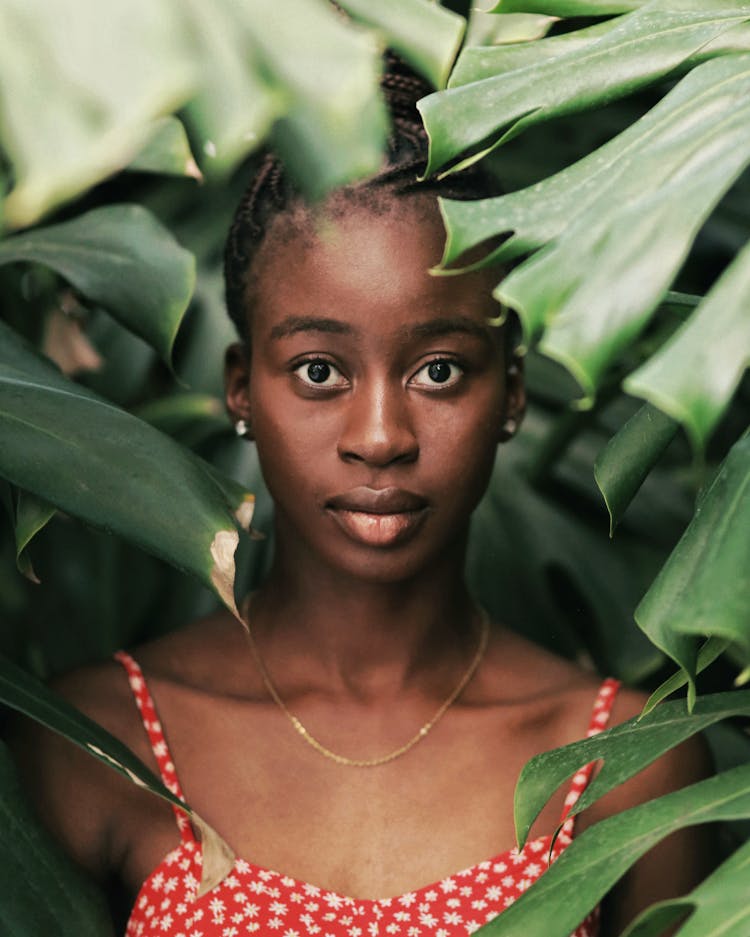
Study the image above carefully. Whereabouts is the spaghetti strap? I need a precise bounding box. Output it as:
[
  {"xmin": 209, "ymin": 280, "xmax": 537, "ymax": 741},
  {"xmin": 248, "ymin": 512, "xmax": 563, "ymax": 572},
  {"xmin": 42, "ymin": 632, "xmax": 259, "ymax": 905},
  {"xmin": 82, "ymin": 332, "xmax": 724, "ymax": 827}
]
[
  {"xmin": 558, "ymin": 678, "xmax": 621, "ymax": 830},
  {"xmin": 114, "ymin": 650, "xmax": 196, "ymax": 843}
]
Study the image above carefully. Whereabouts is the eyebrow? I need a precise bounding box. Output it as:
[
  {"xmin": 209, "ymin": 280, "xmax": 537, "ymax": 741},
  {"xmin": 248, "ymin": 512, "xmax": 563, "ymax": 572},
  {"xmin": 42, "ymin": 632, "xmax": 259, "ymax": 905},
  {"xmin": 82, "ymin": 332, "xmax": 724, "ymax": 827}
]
[
  {"xmin": 269, "ymin": 316, "xmax": 355, "ymax": 341},
  {"xmin": 405, "ymin": 316, "xmax": 491, "ymax": 342},
  {"xmin": 268, "ymin": 313, "xmax": 492, "ymax": 342}
]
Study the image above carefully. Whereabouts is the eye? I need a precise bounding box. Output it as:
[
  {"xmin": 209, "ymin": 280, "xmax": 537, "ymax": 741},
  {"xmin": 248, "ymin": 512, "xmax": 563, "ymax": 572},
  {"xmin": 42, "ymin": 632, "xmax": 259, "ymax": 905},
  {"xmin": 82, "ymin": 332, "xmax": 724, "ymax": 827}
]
[
  {"xmin": 410, "ymin": 359, "xmax": 463, "ymax": 389},
  {"xmin": 293, "ymin": 359, "xmax": 347, "ymax": 388}
]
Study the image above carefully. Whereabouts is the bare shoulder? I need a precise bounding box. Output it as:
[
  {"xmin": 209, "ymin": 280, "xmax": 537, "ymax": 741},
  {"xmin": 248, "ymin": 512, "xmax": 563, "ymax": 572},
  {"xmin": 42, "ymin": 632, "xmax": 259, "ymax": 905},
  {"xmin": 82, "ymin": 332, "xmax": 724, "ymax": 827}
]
[{"xmin": 7, "ymin": 656, "xmax": 148, "ymax": 879}]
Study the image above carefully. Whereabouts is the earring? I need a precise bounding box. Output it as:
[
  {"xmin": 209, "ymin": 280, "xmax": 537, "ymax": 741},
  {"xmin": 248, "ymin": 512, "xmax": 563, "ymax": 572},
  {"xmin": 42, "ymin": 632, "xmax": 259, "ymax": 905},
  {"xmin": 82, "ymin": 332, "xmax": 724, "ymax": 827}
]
[
  {"xmin": 235, "ymin": 419, "xmax": 251, "ymax": 438},
  {"xmin": 499, "ymin": 416, "xmax": 519, "ymax": 441}
]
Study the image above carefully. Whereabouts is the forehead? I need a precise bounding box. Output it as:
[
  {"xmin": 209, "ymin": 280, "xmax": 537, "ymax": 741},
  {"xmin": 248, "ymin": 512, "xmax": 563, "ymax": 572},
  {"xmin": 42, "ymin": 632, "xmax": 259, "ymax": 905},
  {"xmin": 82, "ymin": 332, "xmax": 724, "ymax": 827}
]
[{"xmin": 247, "ymin": 194, "xmax": 500, "ymax": 343}]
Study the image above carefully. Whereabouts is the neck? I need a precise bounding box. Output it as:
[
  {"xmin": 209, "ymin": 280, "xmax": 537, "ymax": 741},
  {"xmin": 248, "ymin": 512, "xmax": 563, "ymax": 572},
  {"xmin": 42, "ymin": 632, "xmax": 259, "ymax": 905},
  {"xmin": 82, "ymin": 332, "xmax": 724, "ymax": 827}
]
[{"xmin": 247, "ymin": 537, "xmax": 479, "ymax": 701}]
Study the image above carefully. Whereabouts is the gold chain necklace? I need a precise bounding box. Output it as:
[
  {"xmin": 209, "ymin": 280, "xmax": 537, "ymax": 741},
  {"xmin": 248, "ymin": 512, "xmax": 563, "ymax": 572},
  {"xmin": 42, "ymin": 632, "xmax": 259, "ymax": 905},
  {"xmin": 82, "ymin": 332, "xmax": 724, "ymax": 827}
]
[{"xmin": 239, "ymin": 598, "xmax": 490, "ymax": 768}]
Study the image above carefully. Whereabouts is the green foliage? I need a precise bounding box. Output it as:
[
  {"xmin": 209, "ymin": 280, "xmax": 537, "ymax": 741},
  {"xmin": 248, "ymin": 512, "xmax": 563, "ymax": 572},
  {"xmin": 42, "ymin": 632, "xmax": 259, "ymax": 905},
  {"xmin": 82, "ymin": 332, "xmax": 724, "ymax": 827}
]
[
  {"xmin": 482, "ymin": 762, "xmax": 750, "ymax": 936},
  {"xmin": 0, "ymin": 205, "xmax": 195, "ymax": 368},
  {"xmin": 0, "ymin": 741, "xmax": 113, "ymax": 936},
  {"xmin": 0, "ymin": 0, "xmax": 748, "ymax": 933},
  {"xmin": 514, "ymin": 690, "xmax": 750, "ymax": 846},
  {"xmin": 595, "ymin": 404, "xmax": 678, "ymax": 535},
  {"xmin": 621, "ymin": 836, "xmax": 750, "ymax": 936},
  {"xmin": 0, "ymin": 321, "xmax": 254, "ymax": 613},
  {"xmin": 635, "ymin": 435, "xmax": 750, "ymax": 706}
]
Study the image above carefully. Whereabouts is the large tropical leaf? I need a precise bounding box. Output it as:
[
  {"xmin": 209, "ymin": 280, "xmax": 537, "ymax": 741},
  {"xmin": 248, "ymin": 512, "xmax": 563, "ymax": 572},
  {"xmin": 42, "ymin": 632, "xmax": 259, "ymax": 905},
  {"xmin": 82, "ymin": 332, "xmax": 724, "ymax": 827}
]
[
  {"xmin": 620, "ymin": 836, "xmax": 750, "ymax": 937},
  {"xmin": 513, "ymin": 690, "xmax": 750, "ymax": 847},
  {"xmin": 0, "ymin": 205, "xmax": 195, "ymax": 368},
  {"xmin": 625, "ymin": 238, "xmax": 750, "ymax": 452},
  {"xmin": 477, "ymin": 762, "xmax": 750, "ymax": 936},
  {"xmin": 0, "ymin": 0, "xmax": 194, "ymax": 228},
  {"xmin": 634, "ymin": 434, "xmax": 750, "ymax": 705},
  {"xmin": 0, "ymin": 322, "xmax": 253, "ymax": 615},
  {"xmin": 0, "ymin": 740, "xmax": 113, "ymax": 937},
  {"xmin": 337, "ymin": 0, "xmax": 466, "ymax": 89},
  {"xmin": 497, "ymin": 56, "xmax": 750, "ymax": 403},
  {"xmin": 235, "ymin": 0, "xmax": 387, "ymax": 200},
  {"xmin": 437, "ymin": 54, "xmax": 750, "ymax": 274},
  {"xmin": 419, "ymin": 0, "xmax": 750, "ymax": 178}
]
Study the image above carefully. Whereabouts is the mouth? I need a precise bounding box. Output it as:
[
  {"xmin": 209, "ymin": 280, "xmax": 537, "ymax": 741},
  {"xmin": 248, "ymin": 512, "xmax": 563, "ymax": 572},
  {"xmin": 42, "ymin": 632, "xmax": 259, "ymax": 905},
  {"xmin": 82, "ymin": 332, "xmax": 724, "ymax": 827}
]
[{"xmin": 325, "ymin": 487, "xmax": 429, "ymax": 547}]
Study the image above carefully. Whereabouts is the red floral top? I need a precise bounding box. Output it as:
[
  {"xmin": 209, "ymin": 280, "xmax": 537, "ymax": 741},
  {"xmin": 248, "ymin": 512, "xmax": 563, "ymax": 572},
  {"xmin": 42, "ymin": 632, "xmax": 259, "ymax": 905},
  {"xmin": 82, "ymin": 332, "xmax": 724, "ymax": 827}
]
[{"xmin": 115, "ymin": 651, "xmax": 619, "ymax": 937}]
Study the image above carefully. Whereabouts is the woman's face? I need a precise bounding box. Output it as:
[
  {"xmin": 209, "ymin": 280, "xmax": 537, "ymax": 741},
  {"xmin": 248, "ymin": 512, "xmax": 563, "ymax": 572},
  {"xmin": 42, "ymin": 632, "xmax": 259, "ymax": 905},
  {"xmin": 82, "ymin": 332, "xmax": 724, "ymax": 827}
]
[{"xmin": 226, "ymin": 195, "xmax": 524, "ymax": 584}]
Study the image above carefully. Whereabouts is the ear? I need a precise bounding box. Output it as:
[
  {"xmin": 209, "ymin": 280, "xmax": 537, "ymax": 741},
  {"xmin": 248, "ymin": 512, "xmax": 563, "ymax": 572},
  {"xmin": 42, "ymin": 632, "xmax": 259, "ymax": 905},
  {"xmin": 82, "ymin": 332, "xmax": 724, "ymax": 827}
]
[
  {"xmin": 224, "ymin": 342, "xmax": 254, "ymax": 440},
  {"xmin": 499, "ymin": 353, "xmax": 526, "ymax": 443}
]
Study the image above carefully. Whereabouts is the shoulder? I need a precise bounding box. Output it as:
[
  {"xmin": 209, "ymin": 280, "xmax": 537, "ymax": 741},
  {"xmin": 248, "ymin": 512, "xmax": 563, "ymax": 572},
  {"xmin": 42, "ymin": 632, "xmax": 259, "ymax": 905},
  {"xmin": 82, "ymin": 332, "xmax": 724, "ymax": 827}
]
[{"xmin": 7, "ymin": 656, "xmax": 147, "ymax": 879}]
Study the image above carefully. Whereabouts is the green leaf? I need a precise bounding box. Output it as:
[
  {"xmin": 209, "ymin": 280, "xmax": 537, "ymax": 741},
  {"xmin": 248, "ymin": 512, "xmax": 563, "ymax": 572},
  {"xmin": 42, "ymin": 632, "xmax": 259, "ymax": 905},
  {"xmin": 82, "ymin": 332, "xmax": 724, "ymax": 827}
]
[
  {"xmin": 635, "ymin": 435, "xmax": 750, "ymax": 706},
  {"xmin": 0, "ymin": 322, "xmax": 253, "ymax": 614},
  {"xmin": 514, "ymin": 690, "xmax": 750, "ymax": 848},
  {"xmin": 0, "ymin": 654, "xmax": 236, "ymax": 897},
  {"xmin": 464, "ymin": 12, "xmax": 559, "ymax": 49},
  {"xmin": 0, "ymin": 0, "xmax": 195, "ymax": 227},
  {"xmin": 337, "ymin": 0, "xmax": 465, "ymax": 90},
  {"xmin": 438, "ymin": 54, "xmax": 750, "ymax": 274},
  {"xmin": 180, "ymin": 0, "xmax": 281, "ymax": 175},
  {"xmin": 0, "ymin": 654, "xmax": 179, "ymax": 810},
  {"xmin": 419, "ymin": 0, "xmax": 750, "ymax": 178},
  {"xmin": 480, "ymin": 762, "xmax": 750, "ymax": 936},
  {"xmin": 237, "ymin": 0, "xmax": 388, "ymax": 201},
  {"xmin": 449, "ymin": 18, "xmax": 611, "ymax": 88},
  {"xmin": 594, "ymin": 404, "xmax": 679, "ymax": 535},
  {"xmin": 0, "ymin": 740, "xmax": 113, "ymax": 937},
  {"xmin": 496, "ymin": 55, "xmax": 750, "ymax": 401},
  {"xmin": 0, "ymin": 204, "xmax": 195, "ymax": 368},
  {"xmin": 484, "ymin": 0, "xmax": 643, "ymax": 13},
  {"xmin": 621, "ymin": 837, "xmax": 750, "ymax": 937},
  {"xmin": 641, "ymin": 638, "xmax": 730, "ymax": 716},
  {"xmin": 625, "ymin": 238, "xmax": 750, "ymax": 452},
  {"xmin": 129, "ymin": 116, "xmax": 202, "ymax": 180},
  {"xmin": 14, "ymin": 490, "xmax": 56, "ymax": 584}
]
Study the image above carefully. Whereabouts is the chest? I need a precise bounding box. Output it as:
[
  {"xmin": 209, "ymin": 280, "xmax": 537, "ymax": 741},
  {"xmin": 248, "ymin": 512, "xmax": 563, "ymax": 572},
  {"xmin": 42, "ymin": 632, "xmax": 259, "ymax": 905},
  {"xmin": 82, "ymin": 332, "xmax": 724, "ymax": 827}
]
[{"xmin": 116, "ymin": 696, "xmax": 573, "ymax": 901}]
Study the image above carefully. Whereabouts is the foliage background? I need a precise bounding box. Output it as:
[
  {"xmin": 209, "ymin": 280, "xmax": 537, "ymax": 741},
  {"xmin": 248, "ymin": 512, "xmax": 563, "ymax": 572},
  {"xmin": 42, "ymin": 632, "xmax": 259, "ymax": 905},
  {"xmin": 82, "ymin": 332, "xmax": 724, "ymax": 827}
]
[{"xmin": 0, "ymin": 0, "xmax": 748, "ymax": 934}]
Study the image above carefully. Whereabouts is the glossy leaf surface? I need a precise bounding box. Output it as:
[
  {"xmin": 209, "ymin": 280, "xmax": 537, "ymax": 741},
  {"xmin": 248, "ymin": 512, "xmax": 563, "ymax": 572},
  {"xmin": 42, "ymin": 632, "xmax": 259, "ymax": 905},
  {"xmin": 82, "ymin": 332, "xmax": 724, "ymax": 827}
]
[
  {"xmin": 620, "ymin": 837, "xmax": 750, "ymax": 937},
  {"xmin": 625, "ymin": 239, "xmax": 750, "ymax": 452},
  {"xmin": 338, "ymin": 0, "xmax": 465, "ymax": 90},
  {"xmin": 641, "ymin": 638, "xmax": 730, "ymax": 716},
  {"xmin": 449, "ymin": 19, "xmax": 611, "ymax": 88},
  {"xmin": 514, "ymin": 690, "xmax": 750, "ymax": 847},
  {"xmin": 0, "ymin": 322, "xmax": 251, "ymax": 613},
  {"xmin": 594, "ymin": 404, "xmax": 679, "ymax": 535},
  {"xmin": 479, "ymin": 763, "xmax": 750, "ymax": 936},
  {"xmin": 0, "ymin": 205, "xmax": 195, "ymax": 368},
  {"xmin": 419, "ymin": 0, "xmax": 750, "ymax": 178},
  {"xmin": 438, "ymin": 54, "xmax": 750, "ymax": 274},
  {"xmin": 635, "ymin": 435, "xmax": 750, "ymax": 704},
  {"xmin": 497, "ymin": 55, "xmax": 750, "ymax": 402}
]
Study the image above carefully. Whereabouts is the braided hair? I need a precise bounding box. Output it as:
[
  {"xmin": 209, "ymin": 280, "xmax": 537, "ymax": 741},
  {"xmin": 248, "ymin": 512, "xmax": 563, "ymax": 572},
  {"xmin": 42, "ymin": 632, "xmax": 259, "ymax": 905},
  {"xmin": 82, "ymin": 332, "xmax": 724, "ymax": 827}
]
[{"xmin": 224, "ymin": 52, "xmax": 498, "ymax": 345}]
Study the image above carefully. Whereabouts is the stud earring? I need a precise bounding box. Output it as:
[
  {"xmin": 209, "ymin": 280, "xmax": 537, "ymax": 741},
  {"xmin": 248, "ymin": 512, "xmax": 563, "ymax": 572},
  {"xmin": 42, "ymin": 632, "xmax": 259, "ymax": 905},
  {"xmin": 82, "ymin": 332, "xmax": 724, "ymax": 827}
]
[
  {"xmin": 235, "ymin": 419, "xmax": 251, "ymax": 438},
  {"xmin": 499, "ymin": 416, "xmax": 519, "ymax": 441}
]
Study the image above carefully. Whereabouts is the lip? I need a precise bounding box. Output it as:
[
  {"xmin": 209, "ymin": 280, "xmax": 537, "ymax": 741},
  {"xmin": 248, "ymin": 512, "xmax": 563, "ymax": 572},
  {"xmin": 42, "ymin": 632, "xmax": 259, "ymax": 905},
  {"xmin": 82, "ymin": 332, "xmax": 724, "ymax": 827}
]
[{"xmin": 325, "ymin": 487, "xmax": 428, "ymax": 547}]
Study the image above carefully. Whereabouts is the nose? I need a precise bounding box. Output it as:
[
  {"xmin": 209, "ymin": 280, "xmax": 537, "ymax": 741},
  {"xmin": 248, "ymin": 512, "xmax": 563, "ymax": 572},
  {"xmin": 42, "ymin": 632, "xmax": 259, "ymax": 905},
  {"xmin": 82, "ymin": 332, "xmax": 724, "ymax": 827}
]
[{"xmin": 337, "ymin": 379, "xmax": 418, "ymax": 467}]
